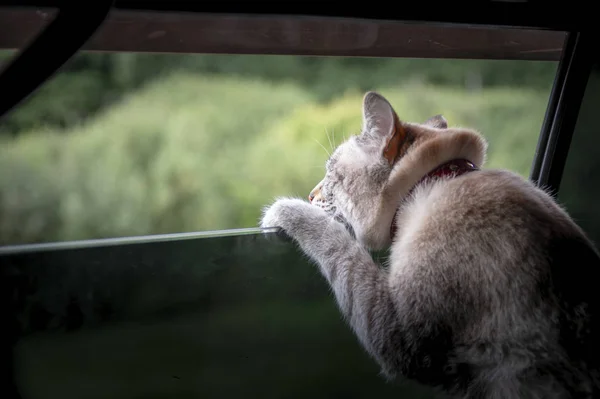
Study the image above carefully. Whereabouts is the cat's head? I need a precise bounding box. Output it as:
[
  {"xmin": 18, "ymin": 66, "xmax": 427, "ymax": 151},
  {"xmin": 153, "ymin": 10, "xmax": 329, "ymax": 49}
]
[{"xmin": 309, "ymin": 91, "xmax": 487, "ymax": 250}]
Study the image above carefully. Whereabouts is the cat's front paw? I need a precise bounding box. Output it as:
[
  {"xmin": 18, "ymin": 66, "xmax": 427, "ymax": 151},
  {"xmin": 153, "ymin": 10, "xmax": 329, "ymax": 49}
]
[
  {"xmin": 260, "ymin": 197, "xmax": 311, "ymax": 231},
  {"xmin": 260, "ymin": 197, "xmax": 325, "ymax": 240},
  {"xmin": 261, "ymin": 197, "xmax": 355, "ymax": 265}
]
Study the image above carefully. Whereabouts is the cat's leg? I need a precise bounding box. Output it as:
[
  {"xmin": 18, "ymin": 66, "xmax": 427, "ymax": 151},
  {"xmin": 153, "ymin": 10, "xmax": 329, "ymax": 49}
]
[{"xmin": 261, "ymin": 197, "xmax": 402, "ymax": 377}]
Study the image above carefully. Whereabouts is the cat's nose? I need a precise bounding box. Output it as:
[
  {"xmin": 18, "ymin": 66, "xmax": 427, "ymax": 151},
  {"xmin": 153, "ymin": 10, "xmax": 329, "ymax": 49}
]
[
  {"xmin": 309, "ymin": 188, "xmax": 322, "ymax": 203},
  {"xmin": 309, "ymin": 181, "xmax": 324, "ymax": 203}
]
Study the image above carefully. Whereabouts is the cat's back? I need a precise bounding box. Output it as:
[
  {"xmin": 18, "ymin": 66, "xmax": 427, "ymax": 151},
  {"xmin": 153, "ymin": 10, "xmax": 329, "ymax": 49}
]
[
  {"xmin": 400, "ymin": 168, "xmax": 585, "ymax": 250},
  {"xmin": 391, "ymin": 168, "xmax": 587, "ymax": 290},
  {"xmin": 398, "ymin": 168, "xmax": 600, "ymax": 314},
  {"xmin": 392, "ymin": 168, "xmax": 600, "ymax": 397}
]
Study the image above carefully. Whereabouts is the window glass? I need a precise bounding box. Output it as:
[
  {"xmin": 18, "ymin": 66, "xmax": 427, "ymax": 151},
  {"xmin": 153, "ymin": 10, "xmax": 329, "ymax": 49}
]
[
  {"xmin": 3, "ymin": 232, "xmax": 436, "ymax": 398},
  {"xmin": 0, "ymin": 51, "xmax": 558, "ymax": 245}
]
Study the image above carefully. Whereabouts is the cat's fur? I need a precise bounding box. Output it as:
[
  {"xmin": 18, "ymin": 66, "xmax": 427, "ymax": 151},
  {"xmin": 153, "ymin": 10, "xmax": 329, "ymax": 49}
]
[{"xmin": 260, "ymin": 92, "xmax": 600, "ymax": 398}]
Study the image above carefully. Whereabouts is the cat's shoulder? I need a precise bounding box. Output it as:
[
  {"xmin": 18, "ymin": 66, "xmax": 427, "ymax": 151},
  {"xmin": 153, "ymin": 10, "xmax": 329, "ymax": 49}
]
[
  {"xmin": 460, "ymin": 167, "xmax": 535, "ymax": 191},
  {"xmin": 452, "ymin": 167, "xmax": 560, "ymax": 209}
]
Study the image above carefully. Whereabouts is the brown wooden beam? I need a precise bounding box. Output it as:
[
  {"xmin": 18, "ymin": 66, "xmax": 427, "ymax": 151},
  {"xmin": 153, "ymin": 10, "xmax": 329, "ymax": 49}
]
[{"xmin": 0, "ymin": 8, "xmax": 565, "ymax": 61}]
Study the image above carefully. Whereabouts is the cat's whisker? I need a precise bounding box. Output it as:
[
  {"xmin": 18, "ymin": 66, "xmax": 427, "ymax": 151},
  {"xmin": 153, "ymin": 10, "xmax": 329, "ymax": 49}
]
[
  {"xmin": 332, "ymin": 128, "xmax": 337, "ymax": 149},
  {"xmin": 325, "ymin": 128, "xmax": 334, "ymax": 153},
  {"xmin": 313, "ymin": 138, "xmax": 331, "ymax": 158}
]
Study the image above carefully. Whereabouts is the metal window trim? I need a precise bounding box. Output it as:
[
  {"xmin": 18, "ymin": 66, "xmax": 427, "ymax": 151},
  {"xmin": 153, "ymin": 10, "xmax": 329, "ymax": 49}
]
[
  {"xmin": 0, "ymin": 1, "xmax": 114, "ymax": 122},
  {"xmin": 529, "ymin": 31, "xmax": 595, "ymax": 193}
]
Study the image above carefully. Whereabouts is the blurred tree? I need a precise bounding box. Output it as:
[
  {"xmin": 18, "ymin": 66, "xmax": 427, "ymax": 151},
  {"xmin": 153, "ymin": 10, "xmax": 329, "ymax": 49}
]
[{"xmin": 0, "ymin": 51, "xmax": 557, "ymax": 136}]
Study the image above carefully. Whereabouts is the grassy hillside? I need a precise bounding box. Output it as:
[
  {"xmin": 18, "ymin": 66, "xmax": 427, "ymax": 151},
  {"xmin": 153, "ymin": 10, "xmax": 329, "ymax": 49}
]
[{"xmin": 0, "ymin": 74, "xmax": 550, "ymax": 245}]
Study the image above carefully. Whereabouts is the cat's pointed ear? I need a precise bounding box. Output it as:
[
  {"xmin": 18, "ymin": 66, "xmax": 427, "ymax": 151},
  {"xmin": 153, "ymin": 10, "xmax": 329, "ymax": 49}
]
[
  {"xmin": 423, "ymin": 114, "xmax": 448, "ymax": 129},
  {"xmin": 362, "ymin": 91, "xmax": 406, "ymax": 165}
]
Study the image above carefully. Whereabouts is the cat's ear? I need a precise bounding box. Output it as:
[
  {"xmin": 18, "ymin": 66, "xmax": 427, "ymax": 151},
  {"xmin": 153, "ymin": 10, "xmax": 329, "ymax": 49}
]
[
  {"xmin": 362, "ymin": 91, "xmax": 406, "ymax": 165},
  {"xmin": 423, "ymin": 114, "xmax": 448, "ymax": 129}
]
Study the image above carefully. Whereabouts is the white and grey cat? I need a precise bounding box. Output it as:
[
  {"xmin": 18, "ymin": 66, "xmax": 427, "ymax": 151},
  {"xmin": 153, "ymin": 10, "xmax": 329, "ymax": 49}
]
[{"xmin": 260, "ymin": 92, "xmax": 600, "ymax": 398}]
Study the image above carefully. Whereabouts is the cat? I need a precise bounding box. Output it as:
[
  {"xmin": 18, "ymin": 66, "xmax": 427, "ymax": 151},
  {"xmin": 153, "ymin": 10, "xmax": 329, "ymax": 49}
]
[{"xmin": 260, "ymin": 91, "xmax": 600, "ymax": 398}]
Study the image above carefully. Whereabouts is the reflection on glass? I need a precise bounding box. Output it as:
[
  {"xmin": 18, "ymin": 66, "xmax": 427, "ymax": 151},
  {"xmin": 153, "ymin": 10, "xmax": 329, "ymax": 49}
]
[{"xmin": 2, "ymin": 232, "xmax": 435, "ymax": 398}]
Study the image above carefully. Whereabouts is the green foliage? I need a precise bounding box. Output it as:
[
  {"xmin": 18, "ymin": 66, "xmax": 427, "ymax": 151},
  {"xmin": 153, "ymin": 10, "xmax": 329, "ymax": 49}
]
[
  {"xmin": 0, "ymin": 50, "xmax": 556, "ymax": 135},
  {"xmin": 1, "ymin": 71, "xmax": 118, "ymax": 134},
  {"xmin": 0, "ymin": 73, "xmax": 550, "ymax": 245},
  {"xmin": 0, "ymin": 74, "xmax": 313, "ymax": 244}
]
